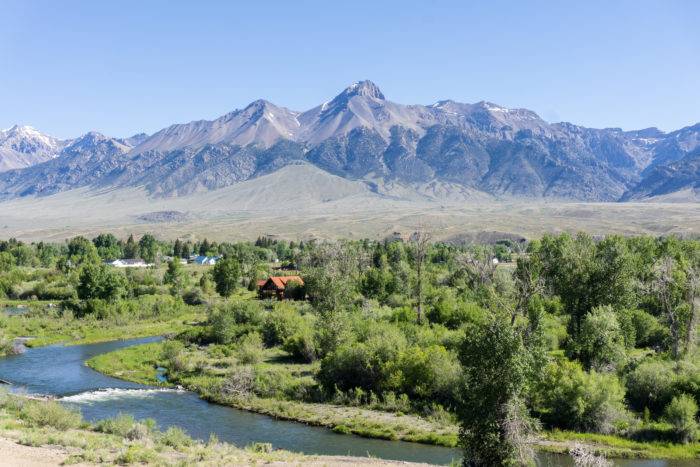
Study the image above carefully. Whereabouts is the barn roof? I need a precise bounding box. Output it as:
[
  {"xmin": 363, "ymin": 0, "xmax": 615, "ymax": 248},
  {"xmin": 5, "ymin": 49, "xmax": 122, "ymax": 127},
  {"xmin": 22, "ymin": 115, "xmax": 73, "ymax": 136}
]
[{"xmin": 269, "ymin": 275, "xmax": 304, "ymax": 289}]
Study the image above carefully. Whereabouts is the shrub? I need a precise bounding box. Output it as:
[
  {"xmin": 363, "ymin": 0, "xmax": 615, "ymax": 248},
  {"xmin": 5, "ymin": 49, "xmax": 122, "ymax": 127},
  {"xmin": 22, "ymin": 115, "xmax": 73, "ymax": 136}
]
[
  {"xmin": 318, "ymin": 324, "xmax": 407, "ymax": 394},
  {"xmin": 182, "ymin": 288, "xmax": 205, "ymax": 305},
  {"xmin": 625, "ymin": 359, "xmax": 678, "ymax": 416},
  {"xmin": 209, "ymin": 301, "xmax": 263, "ymax": 344},
  {"xmin": 572, "ymin": 305, "xmax": 628, "ymax": 371},
  {"xmin": 282, "ymin": 323, "xmax": 318, "ymax": 362},
  {"xmin": 160, "ymin": 426, "xmax": 193, "ymax": 448},
  {"xmin": 236, "ymin": 332, "xmax": 264, "ymax": 365},
  {"xmin": 629, "ymin": 309, "xmax": 665, "ymax": 348},
  {"xmin": 261, "ymin": 302, "xmax": 306, "ymax": 346},
  {"xmin": 388, "ymin": 344, "xmax": 461, "ymax": 404},
  {"xmin": 664, "ymin": 394, "xmax": 699, "ymax": 443},
  {"xmin": 284, "ymin": 280, "xmax": 306, "ymax": 300},
  {"xmin": 537, "ymin": 359, "xmax": 629, "ymax": 434},
  {"xmin": 19, "ymin": 400, "xmax": 82, "ymax": 430},
  {"xmin": 426, "ymin": 292, "xmax": 485, "ymax": 329},
  {"xmin": 95, "ymin": 413, "xmax": 137, "ymax": 437}
]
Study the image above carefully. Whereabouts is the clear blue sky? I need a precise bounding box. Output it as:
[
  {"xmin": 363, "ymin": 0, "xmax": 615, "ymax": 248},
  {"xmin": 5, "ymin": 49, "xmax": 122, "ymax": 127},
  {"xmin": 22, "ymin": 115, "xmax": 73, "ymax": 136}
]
[{"xmin": 1, "ymin": 0, "xmax": 698, "ymax": 138}]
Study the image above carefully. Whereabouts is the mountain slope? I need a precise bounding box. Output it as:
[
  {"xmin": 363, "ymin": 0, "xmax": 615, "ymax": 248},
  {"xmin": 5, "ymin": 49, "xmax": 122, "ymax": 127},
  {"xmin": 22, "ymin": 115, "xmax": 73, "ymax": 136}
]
[
  {"xmin": 0, "ymin": 125, "xmax": 64, "ymax": 171},
  {"xmin": 623, "ymin": 148, "xmax": 700, "ymax": 201},
  {"xmin": 0, "ymin": 80, "xmax": 697, "ymax": 202}
]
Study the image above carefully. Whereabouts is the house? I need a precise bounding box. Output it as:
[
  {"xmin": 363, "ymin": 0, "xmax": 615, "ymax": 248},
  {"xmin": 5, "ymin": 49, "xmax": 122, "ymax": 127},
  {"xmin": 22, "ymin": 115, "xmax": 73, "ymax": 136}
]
[
  {"xmin": 258, "ymin": 275, "xmax": 304, "ymax": 300},
  {"xmin": 192, "ymin": 255, "xmax": 221, "ymax": 266},
  {"xmin": 107, "ymin": 259, "xmax": 151, "ymax": 268}
]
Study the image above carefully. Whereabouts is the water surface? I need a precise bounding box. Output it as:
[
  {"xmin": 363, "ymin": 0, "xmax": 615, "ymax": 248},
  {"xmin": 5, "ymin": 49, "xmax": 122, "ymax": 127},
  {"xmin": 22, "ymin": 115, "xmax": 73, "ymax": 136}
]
[{"xmin": 0, "ymin": 337, "xmax": 694, "ymax": 466}]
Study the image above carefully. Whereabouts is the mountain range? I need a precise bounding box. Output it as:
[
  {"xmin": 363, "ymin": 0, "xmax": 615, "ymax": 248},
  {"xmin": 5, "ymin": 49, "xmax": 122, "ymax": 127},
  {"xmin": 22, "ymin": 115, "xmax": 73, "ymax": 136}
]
[{"xmin": 1, "ymin": 80, "xmax": 699, "ymax": 202}]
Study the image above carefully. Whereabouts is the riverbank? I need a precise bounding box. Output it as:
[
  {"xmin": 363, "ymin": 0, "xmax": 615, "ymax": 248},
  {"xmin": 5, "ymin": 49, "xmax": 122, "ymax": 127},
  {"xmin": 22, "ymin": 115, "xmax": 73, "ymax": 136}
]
[
  {"xmin": 0, "ymin": 393, "xmax": 435, "ymax": 466},
  {"xmin": 1, "ymin": 301, "xmax": 205, "ymax": 350},
  {"xmin": 86, "ymin": 341, "xmax": 459, "ymax": 447},
  {"xmin": 86, "ymin": 342, "xmax": 700, "ymax": 461}
]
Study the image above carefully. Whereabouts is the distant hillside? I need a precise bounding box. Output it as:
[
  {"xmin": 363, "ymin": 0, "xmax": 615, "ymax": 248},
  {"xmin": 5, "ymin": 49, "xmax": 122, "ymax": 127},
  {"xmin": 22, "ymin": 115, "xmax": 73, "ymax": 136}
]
[{"xmin": 1, "ymin": 81, "xmax": 698, "ymax": 202}]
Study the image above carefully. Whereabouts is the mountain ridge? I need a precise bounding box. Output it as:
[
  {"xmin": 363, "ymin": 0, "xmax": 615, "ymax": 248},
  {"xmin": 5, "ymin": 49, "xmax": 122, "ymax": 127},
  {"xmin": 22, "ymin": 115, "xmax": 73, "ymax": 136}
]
[{"xmin": 1, "ymin": 80, "xmax": 698, "ymax": 202}]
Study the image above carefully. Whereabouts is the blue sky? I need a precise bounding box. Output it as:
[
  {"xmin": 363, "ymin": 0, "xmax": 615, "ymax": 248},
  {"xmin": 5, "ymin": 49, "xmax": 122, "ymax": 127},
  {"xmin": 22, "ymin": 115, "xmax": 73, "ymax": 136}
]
[{"xmin": 1, "ymin": 0, "xmax": 698, "ymax": 138}]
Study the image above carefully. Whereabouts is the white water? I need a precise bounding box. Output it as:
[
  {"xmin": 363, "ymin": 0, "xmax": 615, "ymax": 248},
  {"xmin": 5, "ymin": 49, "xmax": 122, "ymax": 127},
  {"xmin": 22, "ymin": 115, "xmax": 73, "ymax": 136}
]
[{"xmin": 60, "ymin": 387, "xmax": 185, "ymax": 403}]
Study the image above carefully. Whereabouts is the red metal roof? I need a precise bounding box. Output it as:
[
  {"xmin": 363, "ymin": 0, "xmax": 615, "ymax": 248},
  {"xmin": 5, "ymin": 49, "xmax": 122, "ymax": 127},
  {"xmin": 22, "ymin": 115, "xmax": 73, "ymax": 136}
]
[{"xmin": 268, "ymin": 275, "xmax": 304, "ymax": 289}]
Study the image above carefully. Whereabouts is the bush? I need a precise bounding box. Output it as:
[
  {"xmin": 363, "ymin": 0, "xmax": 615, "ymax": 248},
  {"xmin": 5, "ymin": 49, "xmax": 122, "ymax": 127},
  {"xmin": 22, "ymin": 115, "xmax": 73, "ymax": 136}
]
[
  {"xmin": 664, "ymin": 394, "xmax": 699, "ymax": 443},
  {"xmin": 387, "ymin": 344, "xmax": 461, "ymax": 404},
  {"xmin": 282, "ymin": 323, "xmax": 318, "ymax": 362},
  {"xmin": 209, "ymin": 301, "xmax": 264, "ymax": 344},
  {"xmin": 625, "ymin": 359, "xmax": 678, "ymax": 416},
  {"xmin": 261, "ymin": 302, "xmax": 306, "ymax": 346},
  {"xmin": 95, "ymin": 413, "xmax": 143, "ymax": 438},
  {"xmin": 537, "ymin": 359, "xmax": 629, "ymax": 434},
  {"xmin": 19, "ymin": 400, "xmax": 82, "ymax": 430},
  {"xmin": 236, "ymin": 332, "xmax": 264, "ymax": 365},
  {"xmin": 182, "ymin": 288, "xmax": 205, "ymax": 305},
  {"xmin": 629, "ymin": 309, "xmax": 665, "ymax": 348},
  {"xmin": 318, "ymin": 324, "xmax": 407, "ymax": 394},
  {"xmin": 160, "ymin": 426, "xmax": 193, "ymax": 448},
  {"xmin": 426, "ymin": 293, "xmax": 486, "ymax": 329},
  {"xmin": 571, "ymin": 305, "xmax": 628, "ymax": 371}
]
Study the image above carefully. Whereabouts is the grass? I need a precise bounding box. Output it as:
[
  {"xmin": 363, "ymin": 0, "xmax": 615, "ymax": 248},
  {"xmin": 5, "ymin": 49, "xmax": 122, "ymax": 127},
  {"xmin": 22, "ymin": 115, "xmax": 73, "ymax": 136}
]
[
  {"xmin": 87, "ymin": 342, "xmax": 168, "ymax": 385},
  {"xmin": 0, "ymin": 392, "xmax": 370, "ymax": 466},
  {"xmin": 0, "ymin": 304, "xmax": 205, "ymax": 347},
  {"xmin": 88, "ymin": 341, "xmax": 700, "ymax": 460},
  {"xmin": 87, "ymin": 341, "xmax": 461, "ymax": 448},
  {"xmin": 542, "ymin": 430, "xmax": 700, "ymax": 460}
]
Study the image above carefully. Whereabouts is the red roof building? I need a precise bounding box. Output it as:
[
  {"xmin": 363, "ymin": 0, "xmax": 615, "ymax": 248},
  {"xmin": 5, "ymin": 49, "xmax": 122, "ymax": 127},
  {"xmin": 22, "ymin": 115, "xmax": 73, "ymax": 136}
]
[{"xmin": 258, "ymin": 275, "xmax": 304, "ymax": 300}]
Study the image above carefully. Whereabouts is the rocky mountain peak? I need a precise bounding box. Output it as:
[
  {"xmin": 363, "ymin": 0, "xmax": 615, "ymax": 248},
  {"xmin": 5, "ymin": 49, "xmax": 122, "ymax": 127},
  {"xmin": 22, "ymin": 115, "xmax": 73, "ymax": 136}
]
[{"xmin": 338, "ymin": 80, "xmax": 386, "ymax": 100}]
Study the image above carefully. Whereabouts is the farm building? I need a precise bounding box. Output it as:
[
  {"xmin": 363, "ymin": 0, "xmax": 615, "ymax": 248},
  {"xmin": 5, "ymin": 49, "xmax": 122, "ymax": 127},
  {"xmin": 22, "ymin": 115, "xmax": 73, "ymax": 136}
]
[
  {"xmin": 258, "ymin": 275, "xmax": 304, "ymax": 300},
  {"xmin": 107, "ymin": 259, "xmax": 151, "ymax": 268},
  {"xmin": 192, "ymin": 255, "xmax": 221, "ymax": 265}
]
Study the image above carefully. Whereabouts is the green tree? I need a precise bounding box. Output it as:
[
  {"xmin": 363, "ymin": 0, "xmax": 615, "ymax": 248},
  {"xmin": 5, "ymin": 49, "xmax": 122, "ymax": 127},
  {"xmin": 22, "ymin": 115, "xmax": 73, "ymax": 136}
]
[
  {"xmin": 77, "ymin": 263, "xmax": 127, "ymax": 301},
  {"xmin": 212, "ymin": 257, "xmax": 240, "ymax": 297},
  {"xmin": 573, "ymin": 305, "xmax": 628, "ymax": 371},
  {"xmin": 138, "ymin": 234, "xmax": 158, "ymax": 263},
  {"xmin": 92, "ymin": 233, "xmax": 123, "ymax": 261},
  {"xmin": 123, "ymin": 234, "xmax": 139, "ymax": 259},
  {"xmin": 67, "ymin": 236, "xmax": 100, "ymax": 266},
  {"xmin": 664, "ymin": 394, "xmax": 699, "ymax": 443},
  {"xmin": 163, "ymin": 259, "xmax": 188, "ymax": 295},
  {"xmin": 457, "ymin": 317, "xmax": 537, "ymax": 466}
]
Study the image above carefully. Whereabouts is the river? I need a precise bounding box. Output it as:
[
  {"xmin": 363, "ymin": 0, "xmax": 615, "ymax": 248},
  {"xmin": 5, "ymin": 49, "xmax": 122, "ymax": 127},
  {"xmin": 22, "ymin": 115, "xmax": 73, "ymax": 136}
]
[{"xmin": 0, "ymin": 337, "xmax": 694, "ymax": 466}]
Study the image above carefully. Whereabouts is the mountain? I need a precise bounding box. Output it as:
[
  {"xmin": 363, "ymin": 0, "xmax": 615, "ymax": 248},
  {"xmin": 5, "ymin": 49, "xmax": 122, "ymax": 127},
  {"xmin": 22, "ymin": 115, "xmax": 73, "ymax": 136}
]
[
  {"xmin": 0, "ymin": 125, "xmax": 64, "ymax": 171},
  {"xmin": 131, "ymin": 100, "xmax": 300, "ymax": 153},
  {"xmin": 622, "ymin": 148, "xmax": 700, "ymax": 201},
  {"xmin": 0, "ymin": 80, "xmax": 697, "ymax": 202}
]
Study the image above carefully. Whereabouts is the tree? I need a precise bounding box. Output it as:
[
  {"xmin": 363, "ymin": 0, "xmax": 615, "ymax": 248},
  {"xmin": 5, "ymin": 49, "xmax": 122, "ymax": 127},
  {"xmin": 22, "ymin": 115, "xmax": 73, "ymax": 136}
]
[
  {"xmin": 92, "ymin": 233, "xmax": 122, "ymax": 261},
  {"xmin": 651, "ymin": 256, "xmax": 690, "ymax": 360},
  {"xmin": 67, "ymin": 236, "xmax": 100, "ymax": 266},
  {"xmin": 173, "ymin": 239, "xmax": 183, "ymax": 258},
  {"xmin": 409, "ymin": 229, "xmax": 431, "ymax": 323},
  {"xmin": 573, "ymin": 305, "xmax": 628, "ymax": 371},
  {"xmin": 138, "ymin": 234, "xmax": 158, "ymax": 263},
  {"xmin": 212, "ymin": 257, "xmax": 240, "ymax": 297},
  {"xmin": 664, "ymin": 394, "xmax": 698, "ymax": 443},
  {"xmin": 163, "ymin": 259, "xmax": 188, "ymax": 295},
  {"xmin": 77, "ymin": 263, "xmax": 127, "ymax": 301},
  {"xmin": 123, "ymin": 234, "xmax": 139, "ymax": 259},
  {"xmin": 457, "ymin": 317, "xmax": 537, "ymax": 466}
]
